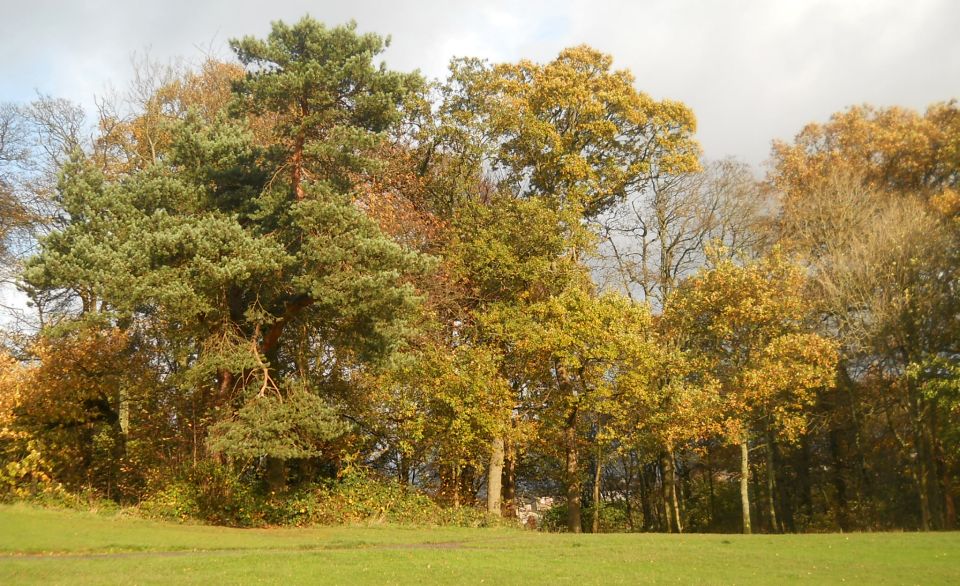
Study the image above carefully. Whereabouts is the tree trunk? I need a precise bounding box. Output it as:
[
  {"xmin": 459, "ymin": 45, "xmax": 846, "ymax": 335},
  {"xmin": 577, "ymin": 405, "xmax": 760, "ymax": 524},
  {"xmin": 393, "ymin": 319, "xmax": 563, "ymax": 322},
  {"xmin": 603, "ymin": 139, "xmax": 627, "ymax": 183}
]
[
  {"xmin": 706, "ymin": 446, "xmax": 717, "ymax": 526},
  {"xmin": 217, "ymin": 369, "xmax": 234, "ymax": 403},
  {"xmin": 924, "ymin": 399, "xmax": 944, "ymax": 529},
  {"xmin": 291, "ymin": 97, "xmax": 307, "ymax": 201},
  {"xmin": 829, "ymin": 428, "xmax": 851, "ymax": 531},
  {"xmin": 660, "ymin": 451, "xmax": 678, "ymax": 533},
  {"xmin": 452, "ymin": 464, "xmax": 461, "ymax": 508},
  {"xmin": 911, "ymin": 397, "xmax": 932, "ymax": 531},
  {"xmin": 592, "ymin": 441, "xmax": 602, "ymax": 533},
  {"xmin": 487, "ymin": 437, "xmax": 505, "ymax": 516},
  {"xmin": 670, "ymin": 450, "xmax": 683, "ymax": 533},
  {"xmin": 916, "ymin": 452, "xmax": 932, "ymax": 531},
  {"xmin": 622, "ymin": 453, "xmax": 635, "ymax": 532},
  {"xmin": 398, "ymin": 453, "xmax": 409, "ymax": 485},
  {"xmin": 765, "ymin": 430, "xmax": 779, "ymax": 533},
  {"xmin": 740, "ymin": 440, "xmax": 752, "ymax": 534},
  {"xmin": 265, "ymin": 457, "xmax": 286, "ymax": 493},
  {"xmin": 842, "ymin": 370, "xmax": 871, "ymax": 511},
  {"xmin": 502, "ymin": 437, "xmax": 517, "ymax": 518},
  {"xmin": 565, "ymin": 405, "xmax": 581, "ymax": 533},
  {"xmin": 943, "ymin": 460, "xmax": 957, "ymax": 530},
  {"xmin": 798, "ymin": 435, "xmax": 813, "ymax": 520},
  {"xmin": 774, "ymin": 439, "xmax": 795, "ymax": 532},
  {"xmin": 118, "ymin": 388, "xmax": 130, "ymax": 437}
]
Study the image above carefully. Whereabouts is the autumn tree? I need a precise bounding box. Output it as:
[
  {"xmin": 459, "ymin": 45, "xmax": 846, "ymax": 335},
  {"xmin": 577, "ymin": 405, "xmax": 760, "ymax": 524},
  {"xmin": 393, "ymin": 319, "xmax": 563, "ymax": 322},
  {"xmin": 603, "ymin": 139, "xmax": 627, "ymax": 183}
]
[
  {"xmin": 609, "ymin": 335, "xmax": 723, "ymax": 532},
  {"xmin": 772, "ymin": 103, "xmax": 960, "ymax": 530},
  {"xmin": 779, "ymin": 170, "xmax": 960, "ymax": 530},
  {"xmin": 433, "ymin": 44, "xmax": 701, "ymax": 524},
  {"xmin": 0, "ymin": 325, "xmax": 165, "ymax": 497},
  {"xmin": 667, "ymin": 251, "xmax": 837, "ymax": 533},
  {"xmin": 489, "ymin": 288, "xmax": 657, "ymax": 532},
  {"xmin": 771, "ymin": 102, "xmax": 960, "ymax": 202}
]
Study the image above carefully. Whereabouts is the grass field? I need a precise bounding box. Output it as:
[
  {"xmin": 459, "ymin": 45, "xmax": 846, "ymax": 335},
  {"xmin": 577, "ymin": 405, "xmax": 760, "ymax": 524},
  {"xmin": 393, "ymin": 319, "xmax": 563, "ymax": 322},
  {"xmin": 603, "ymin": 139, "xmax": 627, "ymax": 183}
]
[{"xmin": 0, "ymin": 504, "xmax": 957, "ymax": 584}]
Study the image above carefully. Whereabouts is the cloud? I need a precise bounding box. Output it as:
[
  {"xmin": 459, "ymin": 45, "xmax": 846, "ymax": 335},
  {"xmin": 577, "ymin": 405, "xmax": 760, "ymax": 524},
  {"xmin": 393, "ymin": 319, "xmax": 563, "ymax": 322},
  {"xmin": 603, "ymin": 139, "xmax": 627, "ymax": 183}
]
[{"xmin": 0, "ymin": 0, "xmax": 957, "ymax": 167}]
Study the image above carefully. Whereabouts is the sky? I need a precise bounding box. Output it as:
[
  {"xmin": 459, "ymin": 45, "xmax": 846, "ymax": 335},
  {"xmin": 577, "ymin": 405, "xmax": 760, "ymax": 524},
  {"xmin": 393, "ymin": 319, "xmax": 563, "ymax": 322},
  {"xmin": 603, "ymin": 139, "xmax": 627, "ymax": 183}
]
[{"xmin": 0, "ymin": 0, "xmax": 958, "ymax": 170}]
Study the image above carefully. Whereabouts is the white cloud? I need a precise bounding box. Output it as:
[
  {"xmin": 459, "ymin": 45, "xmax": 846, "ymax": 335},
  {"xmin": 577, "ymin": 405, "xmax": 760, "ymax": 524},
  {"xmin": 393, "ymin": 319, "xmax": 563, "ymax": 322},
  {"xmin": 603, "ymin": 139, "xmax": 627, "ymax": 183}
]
[{"xmin": 0, "ymin": 0, "xmax": 957, "ymax": 167}]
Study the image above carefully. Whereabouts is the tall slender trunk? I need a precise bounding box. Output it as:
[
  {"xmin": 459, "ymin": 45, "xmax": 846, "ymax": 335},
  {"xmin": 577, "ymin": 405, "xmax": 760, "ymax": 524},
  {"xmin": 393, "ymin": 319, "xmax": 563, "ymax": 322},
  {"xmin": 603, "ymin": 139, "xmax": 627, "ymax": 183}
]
[
  {"xmin": 923, "ymin": 399, "xmax": 944, "ymax": 529},
  {"xmin": 765, "ymin": 430, "xmax": 779, "ymax": 533},
  {"xmin": 118, "ymin": 387, "xmax": 130, "ymax": 437},
  {"xmin": 565, "ymin": 403, "xmax": 581, "ymax": 533},
  {"xmin": 798, "ymin": 435, "xmax": 813, "ymax": 520},
  {"xmin": 943, "ymin": 460, "xmax": 957, "ymax": 530},
  {"xmin": 829, "ymin": 428, "xmax": 850, "ymax": 531},
  {"xmin": 592, "ymin": 441, "xmax": 603, "ymax": 533},
  {"xmin": 773, "ymin": 438, "xmax": 795, "ymax": 532},
  {"xmin": 291, "ymin": 96, "xmax": 308, "ymax": 201},
  {"xmin": 660, "ymin": 451, "xmax": 677, "ymax": 533},
  {"xmin": 910, "ymin": 394, "xmax": 932, "ymax": 531},
  {"xmin": 623, "ymin": 453, "xmax": 635, "ymax": 531},
  {"xmin": 620, "ymin": 453, "xmax": 636, "ymax": 533},
  {"xmin": 452, "ymin": 464, "xmax": 461, "ymax": 508},
  {"xmin": 706, "ymin": 446, "xmax": 717, "ymax": 526},
  {"xmin": 844, "ymin": 374, "xmax": 871, "ymax": 509},
  {"xmin": 916, "ymin": 451, "xmax": 932, "ymax": 531},
  {"xmin": 740, "ymin": 440, "xmax": 752, "ymax": 534},
  {"xmin": 487, "ymin": 437, "xmax": 504, "ymax": 516},
  {"xmin": 670, "ymin": 450, "xmax": 683, "ymax": 533},
  {"xmin": 291, "ymin": 133, "xmax": 306, "ymax": 201}
]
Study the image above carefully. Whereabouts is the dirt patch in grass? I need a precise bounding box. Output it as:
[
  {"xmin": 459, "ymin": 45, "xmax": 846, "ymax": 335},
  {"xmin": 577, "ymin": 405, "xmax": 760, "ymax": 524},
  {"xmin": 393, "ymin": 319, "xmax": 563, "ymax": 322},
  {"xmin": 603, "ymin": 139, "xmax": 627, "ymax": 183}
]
[{"xmin": 0, "ymin": 540, "xmax": 466, "ymax": 560}]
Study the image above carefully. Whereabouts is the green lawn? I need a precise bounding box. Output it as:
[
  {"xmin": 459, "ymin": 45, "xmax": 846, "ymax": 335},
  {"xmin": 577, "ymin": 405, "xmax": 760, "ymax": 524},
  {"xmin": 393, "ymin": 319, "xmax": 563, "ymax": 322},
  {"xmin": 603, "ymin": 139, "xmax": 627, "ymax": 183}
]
[{"xmin": 0, "ymin": 504, "xmax": 957, "ymax": 584}]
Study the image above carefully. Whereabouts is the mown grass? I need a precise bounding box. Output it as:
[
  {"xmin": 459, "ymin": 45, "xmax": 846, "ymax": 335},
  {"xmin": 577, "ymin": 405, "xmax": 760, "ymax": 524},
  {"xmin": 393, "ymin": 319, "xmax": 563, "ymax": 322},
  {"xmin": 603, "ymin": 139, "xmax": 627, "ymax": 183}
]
[{"xmin": 0, "ymin": 504, "xmax": 957, "ymax": 584}]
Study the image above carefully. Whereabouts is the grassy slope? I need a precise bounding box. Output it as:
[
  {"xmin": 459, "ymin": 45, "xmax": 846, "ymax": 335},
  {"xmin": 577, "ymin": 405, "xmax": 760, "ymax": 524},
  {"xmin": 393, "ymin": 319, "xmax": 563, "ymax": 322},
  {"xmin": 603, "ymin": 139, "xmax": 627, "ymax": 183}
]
[{"xmin": 0, "ymin": 504, "xmax": 957, "ymax": 585}]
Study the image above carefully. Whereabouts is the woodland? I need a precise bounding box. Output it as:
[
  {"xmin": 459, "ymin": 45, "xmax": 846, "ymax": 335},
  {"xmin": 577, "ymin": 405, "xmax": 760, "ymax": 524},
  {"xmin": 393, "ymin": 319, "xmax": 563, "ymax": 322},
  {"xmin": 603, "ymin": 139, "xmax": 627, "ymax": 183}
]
[{"xmin": 0, "ymin": 16, "xmax": 958, "ymax": 534}]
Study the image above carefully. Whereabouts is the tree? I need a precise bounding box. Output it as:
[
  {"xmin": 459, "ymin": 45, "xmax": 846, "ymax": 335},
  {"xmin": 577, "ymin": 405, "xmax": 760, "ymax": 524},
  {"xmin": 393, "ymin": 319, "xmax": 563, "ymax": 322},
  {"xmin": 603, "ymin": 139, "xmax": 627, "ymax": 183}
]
[
  {"xmin": 0, "ymin": 325, "xmax": 159, "ymax": 497},
  {"xmin": 667, "ymin": 251, "xmax": 838, "ymax": 533},
  {"xmin": 491, "ymin": 288, "xmax": 657, "ymax": 532},
  {"xmin": 477, "ymin": 46, "xmax": 700, "ymax": 217},
  {"xmin": 598, "ymin": 158, "xmax": 771, "ymax": 307},
  {"xmin": 23, "ymin": 17, "xmax": 430, "ymax": 489},
  {"xmin": 432, "ymin": 44, "xmax": 701, "ymax": 522},
  {"xmin": 360, "ymin": 341, "xmax": 511, "ymax": 506},
  {"xmin": 610, "ymin": 335, "xmax": 722, "ymax": 533},
  {"xmin": 780, "ymin": 170, "xmax": 960, "ymax": 530},
  {"xmin": 230, "ymin": 18, "xmax": 421, "ymax": 203},
  {"xmin": 771, "ymin": 102, "xmax": 960, "ymax": 530},
  {"xmin": 445, "ymin": 195, "xmax": 582, "ymax": 516}
]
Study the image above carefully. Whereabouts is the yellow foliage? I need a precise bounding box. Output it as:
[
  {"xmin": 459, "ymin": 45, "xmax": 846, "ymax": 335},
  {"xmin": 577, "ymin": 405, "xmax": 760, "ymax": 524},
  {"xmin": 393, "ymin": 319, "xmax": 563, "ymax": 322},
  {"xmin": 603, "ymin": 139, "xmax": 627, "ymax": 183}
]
[
  {"xmin": 666, "ymin": 250, "xmax": 838, "ymax": 444},
  {"xmin": 0, "ymin": 353, "xmax": 24, "ymax": 442},
  {"xmin": 461, "ymin": 45, "xmax": 700, "ymax": 217}
]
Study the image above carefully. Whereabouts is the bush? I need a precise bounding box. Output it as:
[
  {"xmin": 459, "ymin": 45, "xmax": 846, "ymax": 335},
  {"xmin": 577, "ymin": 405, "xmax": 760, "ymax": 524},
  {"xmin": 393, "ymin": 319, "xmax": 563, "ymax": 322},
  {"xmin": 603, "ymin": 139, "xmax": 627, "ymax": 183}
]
[
  {"xmin": 261, "ymin": 470, "xmax": 489, "ymax": 527},
  {"xmin": 0, "ymin": 442, "xmax": 57, "ymax": 500},
  {"xmin": 138, "ymin": 465, "xmax": 490, "ymax": 528},
  {"xmin": 139, "ymin": 462, "xmax": 258, "ymax": 526}
]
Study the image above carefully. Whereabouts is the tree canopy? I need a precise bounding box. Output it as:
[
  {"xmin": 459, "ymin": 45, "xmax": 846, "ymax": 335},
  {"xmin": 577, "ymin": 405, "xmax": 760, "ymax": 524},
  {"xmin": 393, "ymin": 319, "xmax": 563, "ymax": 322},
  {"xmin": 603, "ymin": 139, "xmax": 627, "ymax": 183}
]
[{"xmin": 0, "ymin": 15, "xmax": 956, "ymax": 536}]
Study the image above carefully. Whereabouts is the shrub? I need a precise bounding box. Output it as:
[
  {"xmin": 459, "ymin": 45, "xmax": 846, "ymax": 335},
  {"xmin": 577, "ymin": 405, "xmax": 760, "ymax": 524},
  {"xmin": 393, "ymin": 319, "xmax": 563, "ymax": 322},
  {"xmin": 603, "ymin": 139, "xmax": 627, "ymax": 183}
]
[
  {"xmin": 139, "ymin": 462, "xmax": 257, "ymax": 526},
  {"xmin": 261, "ymin": 470, "xmax": 488, "ymax": 527},
  {"xmin": 138, "ymin": 466, "xmax": 490, "ymax": 528}
]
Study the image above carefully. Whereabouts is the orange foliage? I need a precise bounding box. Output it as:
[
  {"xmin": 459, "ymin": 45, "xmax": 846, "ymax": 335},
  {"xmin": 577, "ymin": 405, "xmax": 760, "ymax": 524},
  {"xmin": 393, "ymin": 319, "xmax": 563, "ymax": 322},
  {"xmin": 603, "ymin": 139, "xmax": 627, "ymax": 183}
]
[{"xmin": 771, "ymin": 101, "xmax": 960, "ymax": 202}]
